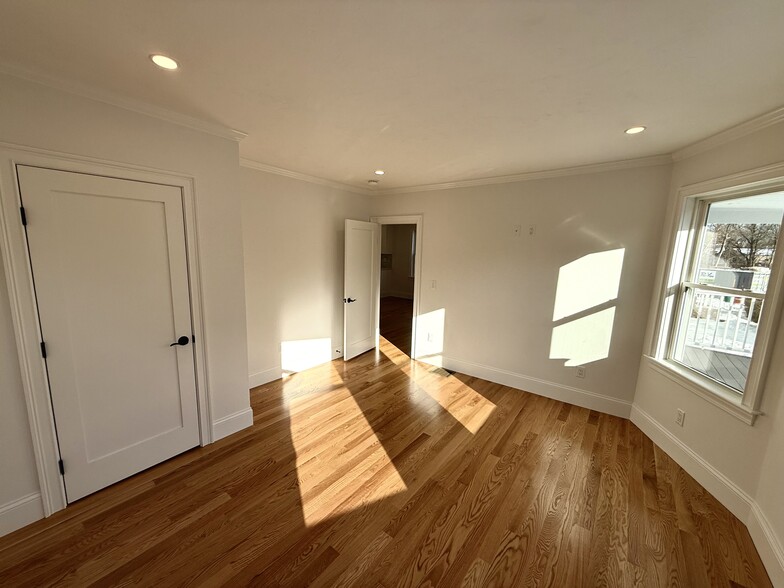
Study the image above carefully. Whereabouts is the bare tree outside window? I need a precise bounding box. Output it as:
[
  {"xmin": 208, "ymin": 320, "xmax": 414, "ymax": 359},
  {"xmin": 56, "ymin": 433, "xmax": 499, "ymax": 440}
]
[{"xmin": 702, "ymin": 223, "xmax": 779, "ymax": 270}]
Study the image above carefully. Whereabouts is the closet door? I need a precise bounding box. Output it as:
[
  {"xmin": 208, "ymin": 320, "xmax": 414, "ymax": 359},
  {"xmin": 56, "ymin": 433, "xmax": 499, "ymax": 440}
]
[{"xmin": 18, "ymin": 166, "xmax": 199, "ymax": 502}]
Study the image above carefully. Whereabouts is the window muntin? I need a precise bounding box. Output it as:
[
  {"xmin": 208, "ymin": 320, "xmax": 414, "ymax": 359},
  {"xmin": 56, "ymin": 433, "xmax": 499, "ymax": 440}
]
[{"xmin": 669, "ymin": 192, "xmax": 784, "ymax": 393}]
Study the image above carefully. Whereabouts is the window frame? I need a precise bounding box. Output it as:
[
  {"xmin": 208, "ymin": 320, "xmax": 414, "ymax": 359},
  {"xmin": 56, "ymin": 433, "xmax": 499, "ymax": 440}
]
[{"xmin": 649, "ymin": 166, "xmax": 784, "ymax": 425}]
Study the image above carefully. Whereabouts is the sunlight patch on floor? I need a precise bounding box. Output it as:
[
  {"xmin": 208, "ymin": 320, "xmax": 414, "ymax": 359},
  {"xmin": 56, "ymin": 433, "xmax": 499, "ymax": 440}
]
[
  {"xmin": 418, "ymin": 377, "xmax": 496, "ymax": 434},
  {"xmin": 379, "ymin": 335, "xmax": 413, "ymax": 366},
  {"xmin": 288, "ymin": 380, "xmax": 407, "ymax": 527},
  {"xmin": 380, "ymin": 346, "xmax": 497, "ymax": 435}
]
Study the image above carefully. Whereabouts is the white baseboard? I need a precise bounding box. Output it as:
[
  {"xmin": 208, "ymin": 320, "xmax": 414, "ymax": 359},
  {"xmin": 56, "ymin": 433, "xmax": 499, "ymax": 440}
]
[
  {"xmin": 630, "ymin": 405, "xmax": 752, "ymax": 518},
  {"xmin": 212, "ymin": 407, "xmax": 254, "ymax": 441},
  {"xmin": 748, "ymin": 502, "xmax": 784, "ymax": 587},
  {"xmin": 441, "ymin": 356, "xmax": 632, "ymax": 418},
  {"xmin": 0, "ymin": 492, "xmax": 44, "ymax": 538},
  {"xmin": 631, "ymin": 405, "xmax": 784, "ymax": 585},
  {"xmin": 249, "ymin": 366, "xmax": 281, "ymax": 389}
]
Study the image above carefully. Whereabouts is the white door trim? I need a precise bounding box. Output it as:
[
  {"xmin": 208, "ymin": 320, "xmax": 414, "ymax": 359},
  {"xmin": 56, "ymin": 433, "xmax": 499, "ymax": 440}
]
[
  {"xmin": 0, "ymin": 141, "xmax": 212, "ymax": 517},
  {"xmin": 370, "ymin": 215, "xmax": 424, "ymax": 359}
]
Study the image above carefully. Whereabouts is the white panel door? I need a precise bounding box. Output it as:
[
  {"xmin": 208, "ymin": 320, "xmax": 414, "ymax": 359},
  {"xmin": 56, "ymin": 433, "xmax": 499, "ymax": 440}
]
[
  {"xmin": 18, "ymin": 166, "xmax": 199, "ymax": 502},
  {"xmin": 344, "ymin": 219, "xmax": 380, "ymax": 360}
]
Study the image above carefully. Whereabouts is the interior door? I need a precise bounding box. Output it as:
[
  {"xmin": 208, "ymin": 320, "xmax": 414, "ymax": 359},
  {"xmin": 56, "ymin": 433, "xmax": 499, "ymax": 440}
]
[
  {"xmin": 344, "ymin": 219, "xmax": 380, "ymax": 360},
  {"xmin": 18, "ymin": 166, "xmax": 200, "ymax": 502}
]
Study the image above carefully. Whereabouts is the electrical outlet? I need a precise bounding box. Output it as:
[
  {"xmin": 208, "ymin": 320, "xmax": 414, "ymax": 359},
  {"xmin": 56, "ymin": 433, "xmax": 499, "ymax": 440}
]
[
  {"xmin": 576, "ymin": 366, "xmax": 586, "ymax": 379},
  {"xmin": 676, "ymin": 409, "xmax": 685, "ymax": 427},
  {"xmin": 431, "ymin": 280, "xmax": 437, "ymax": 289},
  {"xmin": 528, "ymin": 224, "xmax": 536, "ymax": 237}
]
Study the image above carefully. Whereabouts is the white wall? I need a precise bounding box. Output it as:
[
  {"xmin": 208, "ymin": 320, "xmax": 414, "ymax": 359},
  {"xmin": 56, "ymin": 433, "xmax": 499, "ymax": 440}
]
[
  {"xmin": 0, "ymin": 248, "xmax": 42, "ymax": 533},
  {"xmin": 369, "ymin": 165, "xmax": 672, "ymax": 415},
  {"xmin": 240, "ymin": 167, "xmax": 371, "ymax": 385},
  {"xmin": 381, "ymin": 224, "xmax": 416, "ymax": 298},
  {"xmin": 632, "ymin": 120, "xmax": 784, "ymax": 585},
  {"xmin": 0, "ymin": 74, "xmax": 251, "ymax": 532}
]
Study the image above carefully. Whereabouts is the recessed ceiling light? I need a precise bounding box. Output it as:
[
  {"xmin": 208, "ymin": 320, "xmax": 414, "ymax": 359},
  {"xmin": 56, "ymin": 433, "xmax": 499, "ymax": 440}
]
[
  {"xmin": 150, "ymin": 54, "xmax": 179, "ymax": 70},
  {"xmin": 374, "ymin": 170, "xmax": 385, "ymax": 175},
  {"xmin": 625, "ymin": 126, "xmax": 646, "ymax": 135}
]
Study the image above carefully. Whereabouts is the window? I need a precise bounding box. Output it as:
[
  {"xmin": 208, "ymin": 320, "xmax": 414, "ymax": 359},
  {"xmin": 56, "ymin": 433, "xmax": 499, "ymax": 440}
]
[{"xmin": 654, "ymin": 183, "xmax": 784, "ymax": 423}]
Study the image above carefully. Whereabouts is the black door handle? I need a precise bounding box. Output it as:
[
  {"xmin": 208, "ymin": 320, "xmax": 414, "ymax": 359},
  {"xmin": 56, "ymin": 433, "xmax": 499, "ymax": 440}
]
[
  {"xmin": 170, "ymin": 336, "xmax": 190, "ymax": 347},
  {"xmin": 344, "ymin": 297, "xmax": 357, "ymax": 303}
]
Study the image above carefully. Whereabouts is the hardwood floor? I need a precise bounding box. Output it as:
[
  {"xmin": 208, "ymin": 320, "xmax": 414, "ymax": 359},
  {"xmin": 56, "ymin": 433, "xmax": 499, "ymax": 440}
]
[
  {"xmin": 0, "ymin": 338, "xmax": 772, "ymax": 587},
  {"xmin": 380, "ymin": 296, "xmax": 413, "ymax": 357}
]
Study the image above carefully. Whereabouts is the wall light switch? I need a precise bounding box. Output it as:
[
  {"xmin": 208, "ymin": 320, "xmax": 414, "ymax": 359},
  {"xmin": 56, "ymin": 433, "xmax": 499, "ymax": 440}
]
[
  {"xmin": 431, "ymin": 280, "xmax": 437, "ymax": 289},
  {"xmin": 513, "ymin": 224, "xmax": 522, "ymax": 237}
]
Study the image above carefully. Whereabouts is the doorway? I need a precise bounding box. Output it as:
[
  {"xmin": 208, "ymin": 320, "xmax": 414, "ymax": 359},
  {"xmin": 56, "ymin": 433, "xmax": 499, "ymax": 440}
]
[
  {"xmin": 379, "ymin": 224, "xmax": 416, "ymax": 356},
  {"xmin": 370, "ymin": 215, "xmax": 423, "ymax": 360}
]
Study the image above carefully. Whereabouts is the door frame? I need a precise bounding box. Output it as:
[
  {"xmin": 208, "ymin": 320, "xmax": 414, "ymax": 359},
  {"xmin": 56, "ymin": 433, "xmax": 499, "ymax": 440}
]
[
  {"xmin": 0, "ymin": 142, "xmax": 213, "ymax": 516},
  {"xmin": 370, "ymin": 215, "xmax": 423, "ymax": 359}
]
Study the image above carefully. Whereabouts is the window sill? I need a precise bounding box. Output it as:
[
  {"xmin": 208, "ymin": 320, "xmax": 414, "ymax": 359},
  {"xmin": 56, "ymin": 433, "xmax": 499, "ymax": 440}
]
[{"xmin": 642, "ymin": 355, "xmax": 760, "ymax": 425}]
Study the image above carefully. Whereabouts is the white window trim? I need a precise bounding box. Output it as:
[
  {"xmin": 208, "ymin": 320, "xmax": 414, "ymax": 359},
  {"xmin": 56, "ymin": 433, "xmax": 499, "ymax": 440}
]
[{"xmin": 649, "ymin": 162, "xmax": 784, "ymax": 425}]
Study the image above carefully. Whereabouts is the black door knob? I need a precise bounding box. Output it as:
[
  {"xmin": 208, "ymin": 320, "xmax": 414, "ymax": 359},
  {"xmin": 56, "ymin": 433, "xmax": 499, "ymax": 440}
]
[
  {"xmin": 344, "ymin": 297, "xmax": 357, "ymax": 303},
  {"xmin": 170, "ymin": 336, "xmax": 190, "ymax": 347}
]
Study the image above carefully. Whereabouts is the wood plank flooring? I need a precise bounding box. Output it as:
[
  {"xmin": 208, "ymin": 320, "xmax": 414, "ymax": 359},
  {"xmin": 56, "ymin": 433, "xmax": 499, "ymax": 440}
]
[
  {"xmin": 0, "ymin": 338, "xmax": 772, "ymax": 587},
  {"xmin": 380, "ymin": 296, "xmax": 413, "ymax": 357}
]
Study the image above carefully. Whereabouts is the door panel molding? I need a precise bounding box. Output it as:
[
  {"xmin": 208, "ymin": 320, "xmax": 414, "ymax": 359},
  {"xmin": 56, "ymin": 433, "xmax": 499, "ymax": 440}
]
[{"xmin": 0, "ymin": 142, "xmax": 212, "ymax": 517}]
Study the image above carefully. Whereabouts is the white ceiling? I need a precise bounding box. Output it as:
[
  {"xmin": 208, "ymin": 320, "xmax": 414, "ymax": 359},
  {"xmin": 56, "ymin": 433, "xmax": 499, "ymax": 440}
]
[{"xmin": 1, "ymin": 1, "xmax": 784, "ymax": 190}]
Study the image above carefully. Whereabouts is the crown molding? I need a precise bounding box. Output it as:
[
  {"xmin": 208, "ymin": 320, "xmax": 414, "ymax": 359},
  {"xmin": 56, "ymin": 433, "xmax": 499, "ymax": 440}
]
[
  {"xmin": 672, "ymin": 105, "xmax": 784, "ymax": 162},
  {"xmin": 378, "ymin": 154, "xmax": 673, "ymax": 195},
  {"xmin": 241, "ymin": 154, "xmax": 672, "ymax": 196},
  {"xmin": 239, "ymin": 158, "xmax": 375, "ymax": 195},
  {"xmin": 0, "ymin": 62, "xmax": 247, "ymax": 142}
]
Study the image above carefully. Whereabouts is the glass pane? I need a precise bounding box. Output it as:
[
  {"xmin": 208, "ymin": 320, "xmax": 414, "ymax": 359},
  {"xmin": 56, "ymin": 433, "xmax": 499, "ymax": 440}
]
[
  {"xmin": 672, "ymin": 191, "xmax": 784, "ymax": 393},
  {"xmin": 694, "ymin": 193, "xmax": 784, "ymax": 293},
  {"xmin": 673, "ymin": 289, "xmax": 763, "ymax": 391}
]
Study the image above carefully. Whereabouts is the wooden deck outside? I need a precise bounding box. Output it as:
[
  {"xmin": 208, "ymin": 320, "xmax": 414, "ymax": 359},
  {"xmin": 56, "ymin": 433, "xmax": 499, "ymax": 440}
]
[{"xmin": 682, "ymin": 345, "xmax": 751, "ymax": 391}]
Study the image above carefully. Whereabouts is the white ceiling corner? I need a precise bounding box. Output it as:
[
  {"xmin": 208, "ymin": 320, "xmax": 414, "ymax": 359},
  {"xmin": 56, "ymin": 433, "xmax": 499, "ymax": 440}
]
[{"xmin": 1, "ymin": 1, "xmax": 784, "ymax": 190}]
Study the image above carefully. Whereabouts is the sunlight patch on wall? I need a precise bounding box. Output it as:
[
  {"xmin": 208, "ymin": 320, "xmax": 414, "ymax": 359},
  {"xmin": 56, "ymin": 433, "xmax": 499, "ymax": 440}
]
[
  {"xmin": 550, "ymin": 307, "xmax": 616, "ymax": 366},
  {"xmin": 281, "ymin": 337, "xmax": 333, "ymax": 376},
  {"xmin": 414, "ymin": 308, "xmax": 445, "ymax": 366},
  {"xmin": 289, "ymin": 386, "xmax": 407, "ymax": 527},
  {"xmin": 553, "ymin": 249, "xmax": 625, "ymax": 321}
]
